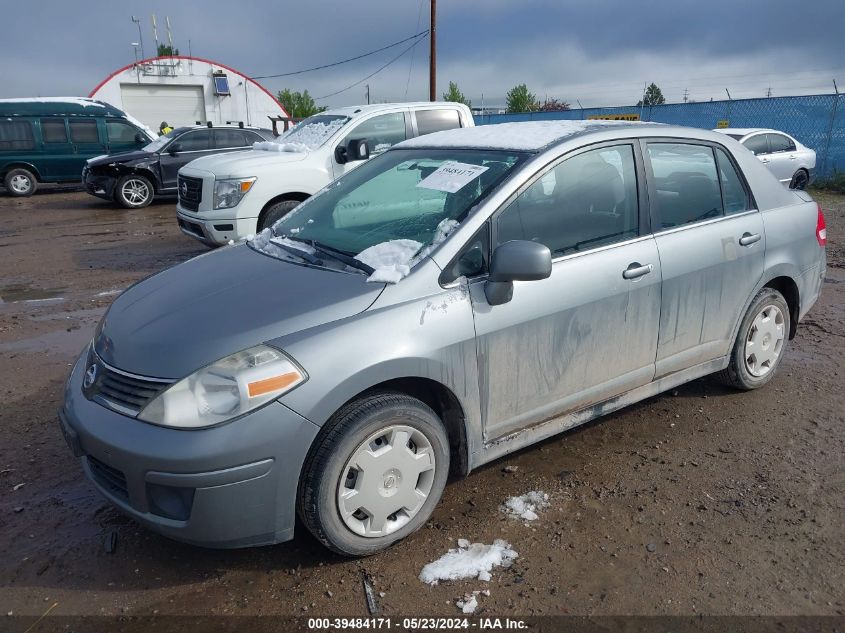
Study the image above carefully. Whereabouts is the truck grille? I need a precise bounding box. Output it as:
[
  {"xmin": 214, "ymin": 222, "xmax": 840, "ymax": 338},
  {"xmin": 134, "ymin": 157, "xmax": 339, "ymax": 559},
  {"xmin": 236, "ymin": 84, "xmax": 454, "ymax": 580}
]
[
  {"xmin": 84, "ymin": 349, "xmax": 173, "ymax": 417},
  {"xmin": 178, "ymin": 175, "xmax": 203, "ymax": 211}
]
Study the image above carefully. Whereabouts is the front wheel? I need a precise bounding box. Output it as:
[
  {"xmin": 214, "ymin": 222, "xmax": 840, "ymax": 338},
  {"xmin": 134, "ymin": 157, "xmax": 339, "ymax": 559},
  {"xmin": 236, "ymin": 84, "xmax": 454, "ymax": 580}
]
[
  {"xmin": 4, "ymin": 168, "xmax": 37, "ymax": 197},
  {"xmin": 259, "ymin": 199, "xmax": 301, "ymax": 231},
  {"xmin": 298, "ymin": 392, "xmax": 450, "ymax": 556},
  {"xmin": 717, "ymin": 287, "xmax": 790, "ymax": 390},
  {"xmin": 115, "ymin": 174, "xmax": 153, "ymax": 208}
]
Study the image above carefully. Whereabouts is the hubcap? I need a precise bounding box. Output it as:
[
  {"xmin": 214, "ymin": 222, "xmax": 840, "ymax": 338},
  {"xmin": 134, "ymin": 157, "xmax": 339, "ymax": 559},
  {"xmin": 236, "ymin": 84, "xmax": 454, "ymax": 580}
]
[
  {"xmin": 744, "ymin": 304, "xmax": 785, "ymax": 377},
  {"xmin": 10, "ymin": 174, "xmax": 31, "ymax": 193},
  {"xmin": 122, "ymin": 179, "xmax": 150, "ymax": 205},
  {"xmin": 337, "ymin": 424, "xmax": 436, "ymax": 538}
]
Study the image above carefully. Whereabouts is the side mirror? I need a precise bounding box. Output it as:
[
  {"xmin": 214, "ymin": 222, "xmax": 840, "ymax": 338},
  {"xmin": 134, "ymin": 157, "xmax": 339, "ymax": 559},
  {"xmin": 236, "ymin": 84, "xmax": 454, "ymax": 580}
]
[
  {"xmin": 347, "ymin": 138, "xmax": 370, "ymax": 161},
  {"xmin": 168, "ymin": 142, "xmax": 182, "ymax": 155},
  {"xmin": 485, "ymin": 240, "xmax": 552, "ymax": 306},
  {"xmin": 135, "ymin": 132, "xmax": 147, "ymax": 143}
]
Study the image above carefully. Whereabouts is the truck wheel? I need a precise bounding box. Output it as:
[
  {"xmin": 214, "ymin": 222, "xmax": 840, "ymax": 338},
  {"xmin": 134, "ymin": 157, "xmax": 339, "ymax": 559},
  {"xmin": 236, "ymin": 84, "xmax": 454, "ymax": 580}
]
[
  {"xmin": 115, "ymin": 174, "xmax": 153, "ymax": 208},
  {"xmin": 717, "ymin": 287, "xmax": 790, "ymax": 390},
  {"xmin": 4, "ymin": 168, "xmax": 37, "ymax": 197},
  {"xmin": 298, "ymin": 392, "xmax": 450, "ymax": 556},
  {"xmin": 260, "ymin": 200, "xmax": 300, "ymax": 231}
]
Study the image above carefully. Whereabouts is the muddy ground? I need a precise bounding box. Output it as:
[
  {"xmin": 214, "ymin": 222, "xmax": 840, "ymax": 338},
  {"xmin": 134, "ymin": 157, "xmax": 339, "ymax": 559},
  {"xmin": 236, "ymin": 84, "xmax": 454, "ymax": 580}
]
[{"xmin": 0, "ymin": 189, "xmax": 843, "ymax": 619}]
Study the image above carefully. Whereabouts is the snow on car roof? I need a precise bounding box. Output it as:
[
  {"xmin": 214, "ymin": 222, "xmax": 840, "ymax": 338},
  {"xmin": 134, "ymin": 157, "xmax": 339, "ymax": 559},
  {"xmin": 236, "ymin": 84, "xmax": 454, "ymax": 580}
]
[{"xmin": 397, "ymin": 120, "xmax": 651, "ymax": 152}]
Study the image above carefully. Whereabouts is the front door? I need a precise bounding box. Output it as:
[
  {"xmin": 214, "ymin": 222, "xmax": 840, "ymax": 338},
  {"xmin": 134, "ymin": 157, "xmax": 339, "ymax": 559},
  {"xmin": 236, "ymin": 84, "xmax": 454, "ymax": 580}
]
[
  {"xmin": 158, "ymin": 129, "xmax": 213, "ymax": 189},
  {"xmin": 471, "ymin": 143, "xmax": 662, "ymax": 441},
  {"xmin": 644, "ymin": 141, "xmax": 765, "ymax": 377},
  {"xmin": 331, "ymin": 111, "xmax": 409, "ymax": 179}
]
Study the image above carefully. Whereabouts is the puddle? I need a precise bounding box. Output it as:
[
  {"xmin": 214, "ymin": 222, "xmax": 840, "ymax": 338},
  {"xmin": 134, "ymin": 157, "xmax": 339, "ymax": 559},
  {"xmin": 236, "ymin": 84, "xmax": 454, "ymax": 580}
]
[
  {"xmin": 0, "ymin": 283, "xmax": 67, "ymax": 304},
  {"xmin": 0, "ymin": 325, "xmax": 93, "ymax": 356}
]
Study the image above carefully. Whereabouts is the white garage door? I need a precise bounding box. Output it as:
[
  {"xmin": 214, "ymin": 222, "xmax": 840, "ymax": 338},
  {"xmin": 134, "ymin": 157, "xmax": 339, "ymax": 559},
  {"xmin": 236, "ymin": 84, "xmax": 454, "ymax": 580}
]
[{"xmin": 120, "ymin": 84, "xmax": 206, "ymax": 131}]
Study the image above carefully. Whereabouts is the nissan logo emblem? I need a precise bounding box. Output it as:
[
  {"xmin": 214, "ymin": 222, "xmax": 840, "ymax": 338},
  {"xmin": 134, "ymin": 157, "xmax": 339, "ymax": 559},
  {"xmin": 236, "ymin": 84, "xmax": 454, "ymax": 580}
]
[
  {"xmin": 180, "ymin": 181, "xmax": 188, "ymax": 197},
  {"xmin": 83, "ymin": 364, "xmax": 98, "ymax": 389}
]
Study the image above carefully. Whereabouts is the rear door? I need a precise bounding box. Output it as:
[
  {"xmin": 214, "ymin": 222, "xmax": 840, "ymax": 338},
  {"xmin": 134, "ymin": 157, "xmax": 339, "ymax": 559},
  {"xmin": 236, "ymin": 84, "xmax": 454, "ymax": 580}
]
[
  {"xmin": 38, "ymin": 118, "xmax": 77, "ymax": 181},
  {"xmin": 645, "ymin": 140, "xmax": 764, "ymax": 377},
  {"xmin": 212, "ymin": 129, "xmax": 255, "ymax": 154},
  {"xmin": 471, "ymin": 142, "xmax": 662, "ymax": 440},
  {"xmin": 158, "ymin": 129, "xmax": 213, "ymax": 189},
  {"xmin": 765, "ymin": 133, "xmax": 798, "ymax": 184}
]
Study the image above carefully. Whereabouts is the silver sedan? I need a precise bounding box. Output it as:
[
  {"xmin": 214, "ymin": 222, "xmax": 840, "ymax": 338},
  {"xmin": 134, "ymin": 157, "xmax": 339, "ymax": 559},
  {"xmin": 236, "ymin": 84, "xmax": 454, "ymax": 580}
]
[{"xmin": 715, "ymin": 127, "xmax": 815, "ymax": 189}]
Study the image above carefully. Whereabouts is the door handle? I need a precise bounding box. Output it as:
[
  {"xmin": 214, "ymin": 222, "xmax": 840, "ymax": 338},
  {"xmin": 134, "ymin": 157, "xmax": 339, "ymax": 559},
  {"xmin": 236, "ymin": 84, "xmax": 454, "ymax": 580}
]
[
  {"xmin": 739, "ymin": 232, "xmax": 761, "ymax": 246},
  {"xmin": 622, "ymin": 262, "xmax": 653, "ymax": 280},
  {"xmin": 789, "ymin": 155, "xmax": 797, "ymax": 160}
]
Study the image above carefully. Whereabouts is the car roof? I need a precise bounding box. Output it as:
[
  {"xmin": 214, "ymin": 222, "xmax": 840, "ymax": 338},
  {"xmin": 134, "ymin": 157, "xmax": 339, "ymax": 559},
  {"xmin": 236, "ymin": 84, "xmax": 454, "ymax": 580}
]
[
  {"xmin": 395, "ymin": 120, "xmax": 672, "ymax": 152},
  {"xmin": 0, "ymin": 97, "xmax": 127, "ymax": 118},
  {"xmin": 321, "ymin": 101, "xmax": 471, "ymax": 118}
]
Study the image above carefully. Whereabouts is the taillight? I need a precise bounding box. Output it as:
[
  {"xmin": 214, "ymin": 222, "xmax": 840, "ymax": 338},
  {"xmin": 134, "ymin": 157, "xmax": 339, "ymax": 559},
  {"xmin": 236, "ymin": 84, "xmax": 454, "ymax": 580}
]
[{"xmin": 816, "ymin": 204, "xmax": 827, "ymax": 247}]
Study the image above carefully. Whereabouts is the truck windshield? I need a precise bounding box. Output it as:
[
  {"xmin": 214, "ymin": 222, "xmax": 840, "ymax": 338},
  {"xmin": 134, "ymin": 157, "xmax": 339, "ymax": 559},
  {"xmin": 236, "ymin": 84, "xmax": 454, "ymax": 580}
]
[
  {"xmin": 250, "ymin": 148, "xmax": 526, "ymax": 262},
  {"xmin": 275, "ymin": 114, "xmax": 350, "ymax": 150}
]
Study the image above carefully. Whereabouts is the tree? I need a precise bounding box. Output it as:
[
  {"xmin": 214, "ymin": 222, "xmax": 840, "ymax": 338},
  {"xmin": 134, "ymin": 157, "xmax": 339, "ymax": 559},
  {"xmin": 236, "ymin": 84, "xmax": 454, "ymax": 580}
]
[
  {"xmin": 506, "ymin": 84, "xmax": 539, "ymax": 113},
  {"xmin": 539, "ymin": 97, "xmax": 571, "ymax": 112},
  {"xmin": 277, "ymin": 89, "xmax": 326, "ymax": 119},
  {"xmin": 442, "ymin": 81, "xmax": 471, "ymax": 107},
  {"xmin": 156, "ymin": 43, "xmax": 179, "ymax": 57},
  {"xmin": 637, "ymin": 83, "xmax": 666, "ymax": 107}
]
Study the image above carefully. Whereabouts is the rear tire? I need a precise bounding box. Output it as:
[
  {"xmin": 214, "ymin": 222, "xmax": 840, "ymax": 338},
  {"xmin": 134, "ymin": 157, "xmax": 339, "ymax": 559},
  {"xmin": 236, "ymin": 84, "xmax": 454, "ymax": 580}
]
[
  {"xmin": 298, "ymin": 392, "xmax": 450, "ymax": 556},
  {"xmin": 115, "ymin": 174, "xmax": 153, "ymax": 208},
  {"xmin": 789, "ymin": 169, "xmax": 809, "ymax": 190},
  {"xmin": 260, "ymin": 199, "xmax": 301, "ymax": 231},
  {"xmin": 4, "ymin": 168, "xmax": 37, "ymax": 197},
  {"xmin": 717, "ymin": 287, "xmax": 790, "ymax": 390}
]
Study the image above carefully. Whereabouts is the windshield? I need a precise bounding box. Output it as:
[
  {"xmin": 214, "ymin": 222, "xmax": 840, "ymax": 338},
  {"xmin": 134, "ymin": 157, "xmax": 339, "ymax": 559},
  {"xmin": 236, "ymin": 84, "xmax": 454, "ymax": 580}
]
[
  {"xmin": 270, "ymin": 114, "xmax": 350, "ymax": 151},
  {"xmin": 142, "ymin": 127, "xmax": 188, "ymax": 152},
  {"xmin": 249, "ymin": 148, "xmax": 526, "ymax": 277}
]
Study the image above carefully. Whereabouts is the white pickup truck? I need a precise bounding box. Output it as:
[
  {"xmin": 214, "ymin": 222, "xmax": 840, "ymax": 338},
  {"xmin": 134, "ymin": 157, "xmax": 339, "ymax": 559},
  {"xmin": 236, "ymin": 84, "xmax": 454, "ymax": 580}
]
[{"xmin": 176, "ymin": 102, "xmax": 474, "ymax": 246}]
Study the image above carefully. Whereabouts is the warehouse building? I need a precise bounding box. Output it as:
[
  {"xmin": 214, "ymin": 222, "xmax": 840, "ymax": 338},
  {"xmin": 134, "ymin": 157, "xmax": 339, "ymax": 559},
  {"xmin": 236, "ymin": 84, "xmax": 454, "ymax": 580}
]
[{"xmin": 89, "ymin": 55, "xmax": 287, "ymax": 132}]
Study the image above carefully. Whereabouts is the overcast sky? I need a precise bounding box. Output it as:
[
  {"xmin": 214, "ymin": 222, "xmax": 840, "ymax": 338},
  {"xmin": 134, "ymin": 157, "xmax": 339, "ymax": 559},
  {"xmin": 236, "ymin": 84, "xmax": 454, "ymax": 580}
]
[{"xmin": 3, "ymin": 0, "xmax": 844, "ymax": 108}]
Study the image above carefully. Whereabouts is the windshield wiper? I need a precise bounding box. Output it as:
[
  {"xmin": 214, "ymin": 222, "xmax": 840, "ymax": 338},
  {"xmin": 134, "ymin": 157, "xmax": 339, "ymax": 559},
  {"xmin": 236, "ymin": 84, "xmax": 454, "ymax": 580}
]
[
  {"xmin": 270, "ymin": 240, "xmax": 324, "ymax": 266},
  {"xmin": 286, "ymin": 235, "xmax": 374, "ymax": 275}
]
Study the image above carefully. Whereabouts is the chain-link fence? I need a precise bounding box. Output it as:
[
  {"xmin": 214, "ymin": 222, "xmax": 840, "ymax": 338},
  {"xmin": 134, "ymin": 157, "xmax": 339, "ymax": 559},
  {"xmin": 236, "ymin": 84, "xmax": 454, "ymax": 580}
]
[{"xmin": 474, "ymin": 93, "xmax": 844, "ymax": 179}]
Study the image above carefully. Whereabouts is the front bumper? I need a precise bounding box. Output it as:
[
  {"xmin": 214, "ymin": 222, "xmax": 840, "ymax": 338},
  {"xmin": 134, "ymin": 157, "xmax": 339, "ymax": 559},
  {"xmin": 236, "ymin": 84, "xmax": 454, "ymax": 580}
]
[
  {"xmin": 83, "ymin": 168, "xmax": 117, "ymax": 201},
  {"xmin": 177, "ymin": 206, "xmax": 259, "ymax": 247},
  {"xmin": 60, "ymin": 352, "xmax": 320, "ymax": 548}
]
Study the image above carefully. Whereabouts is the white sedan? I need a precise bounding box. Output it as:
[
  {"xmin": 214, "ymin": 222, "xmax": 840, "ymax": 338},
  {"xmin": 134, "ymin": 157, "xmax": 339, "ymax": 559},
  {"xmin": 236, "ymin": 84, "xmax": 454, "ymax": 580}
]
[{"xmin": 715, "ymin": 128, "xmax": 815, "ymax": 190}]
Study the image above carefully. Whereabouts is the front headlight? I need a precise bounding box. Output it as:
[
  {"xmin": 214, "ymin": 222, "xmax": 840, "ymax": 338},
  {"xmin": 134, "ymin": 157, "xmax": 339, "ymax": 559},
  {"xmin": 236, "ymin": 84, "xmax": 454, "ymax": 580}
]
[
  {"xmin": 213, "ymin": 177, "xmax": 256, "ymax": 210},
  {"xmin": 138, "ymin": 345, "xmax": 305, "ymax": 429}
]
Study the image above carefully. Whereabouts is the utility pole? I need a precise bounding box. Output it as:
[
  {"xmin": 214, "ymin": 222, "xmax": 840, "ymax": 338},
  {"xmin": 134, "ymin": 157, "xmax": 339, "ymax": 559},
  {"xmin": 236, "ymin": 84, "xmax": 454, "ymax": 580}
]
[
  {"xmin": 766, "ymin": 86, "xmax": 772, "ymax": 98},
  {"xmin": 131, "ymin": 16, "xmax": 145, "ymax": 60},
  {"xmin": 365, "ymin": 84, "xmax": 370, "ymax": 105},
  {"xmin": 683, "ymin": 88, "xmax": 689, "ymax": 103},
  {"xmin": 429, "ymin": 0, "xmax": 436, "ymax": 101}
]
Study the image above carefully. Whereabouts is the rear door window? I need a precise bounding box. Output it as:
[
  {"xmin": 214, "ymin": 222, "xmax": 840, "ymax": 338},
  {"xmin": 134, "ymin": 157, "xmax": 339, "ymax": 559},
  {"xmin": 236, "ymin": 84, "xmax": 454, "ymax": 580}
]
[
  {"xmin": 496, "ymin": 144, "xmax": 640, "ymax": 256},
  {"xmin": 41, "ymin": 119, "xmax": 68, "ymax": 143},
  {"xmin": 0, "ymin": 120, "xmax": 36, "ymax": 150},
  {"xmin": 742, "ymin": 134, "xmax": 769, "ymax": 155},
  {"xmin": 415, "ymin": 109, "xmax": 462, "ymax": 136},
  {"xmin": 646, "ymin": 143, "xmax": 724, "ymax": 230},
  {"xmin": 214, "ymin": 129, "xmax": 250, "ymax": 148},
  {"xmin": 69, "ymin": 119, "xmax": 99, "ymax": 144},
  {"xmin": 767, "ymin": 133, "xmax": 796, "ymax": 153},
  {"xmin": 177, "ymin": 130, "xmax": 212, "ymax": 151}
]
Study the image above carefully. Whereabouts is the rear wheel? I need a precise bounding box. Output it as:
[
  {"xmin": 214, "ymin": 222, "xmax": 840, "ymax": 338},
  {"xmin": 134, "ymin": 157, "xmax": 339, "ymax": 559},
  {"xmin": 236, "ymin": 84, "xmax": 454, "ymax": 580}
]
[
  {"xmin": 789, "ymin": 169, "xmax": 809, "ymax": 190},
  {"xmin": 115, "ymin": 174, "xmax": 153, "ymax": 208},
  {"xmin": 4, "ymin": 168, "xmax": 37, "ymax": 197},
  {"xmin": 717, "ymin": 287, "xmax": 790, "ymax": 390},
  {"xmin": 298, "ymin": 392, "xmax": 450, "ymax": 556},
  {"xmin": 260, "ymin": 199, "xmax": 301, "ymax": 231}
]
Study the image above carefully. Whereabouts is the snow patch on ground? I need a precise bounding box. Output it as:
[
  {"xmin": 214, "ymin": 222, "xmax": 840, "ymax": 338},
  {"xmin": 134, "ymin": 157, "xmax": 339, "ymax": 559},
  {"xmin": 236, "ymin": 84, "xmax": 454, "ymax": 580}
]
[
  {"xmin": 456, "ymin": 589, "xmax": 491, "ymax": 614},
  {"xmin": 500, "ymin": 491, "xmax": 550, "ymax": 521},
  {"xmin": 355, "ymin": 239, "xmax": 422, "ymax": 284},
  {"xmin": 419, "ymin": 539, "xmax": 518, "ymax": 585}
]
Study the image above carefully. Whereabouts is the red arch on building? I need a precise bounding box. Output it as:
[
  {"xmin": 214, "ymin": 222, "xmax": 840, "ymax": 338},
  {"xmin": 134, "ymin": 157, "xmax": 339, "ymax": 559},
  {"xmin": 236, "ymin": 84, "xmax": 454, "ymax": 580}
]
[{"xmin": 88, "ymin": 55, "xmax": 289, "ymax": 118}]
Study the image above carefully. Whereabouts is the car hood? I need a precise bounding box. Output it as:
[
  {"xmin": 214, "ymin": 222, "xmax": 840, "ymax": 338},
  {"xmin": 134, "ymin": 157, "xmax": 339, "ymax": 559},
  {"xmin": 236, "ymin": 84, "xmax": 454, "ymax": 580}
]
[
  {"xmin": 95, "ymin": 244, "xmax": 383, "ymax": 379},
  {"xmin": 183, "ymin": 149, "xmax": 309, "ymax": 178},
  {"xmin": 87, "ymin": 150, "xmax": 155, "ymax": 168}
]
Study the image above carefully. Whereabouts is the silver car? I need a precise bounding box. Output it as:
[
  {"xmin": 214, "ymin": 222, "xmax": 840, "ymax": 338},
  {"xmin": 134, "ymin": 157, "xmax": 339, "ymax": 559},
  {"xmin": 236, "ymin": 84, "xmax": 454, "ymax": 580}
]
[
  {"xmin": 60, "ymin": 121, "xmax": 827, "ymax": 555},
  {"xmin": 715, "ymin": 127, "xmax": 816, "ymax": 189}
]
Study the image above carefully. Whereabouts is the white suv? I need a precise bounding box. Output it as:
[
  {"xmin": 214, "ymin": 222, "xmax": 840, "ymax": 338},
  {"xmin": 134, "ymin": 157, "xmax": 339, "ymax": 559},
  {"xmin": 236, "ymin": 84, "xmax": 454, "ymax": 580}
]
[{"xmin": 176, "ymin": 102, "xmax": 474, "ymax": 246}]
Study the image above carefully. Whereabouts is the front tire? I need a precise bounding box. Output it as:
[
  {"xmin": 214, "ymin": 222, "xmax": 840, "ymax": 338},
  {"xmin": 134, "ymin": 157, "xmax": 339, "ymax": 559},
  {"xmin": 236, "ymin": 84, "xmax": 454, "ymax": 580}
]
[
  {"xmin": 4, "ymin": 168, "xmax": 37, "ymax": 197},
  {"xmin": 115, "ymin": 174, "xmax": 154, "ymax": 208},
  {"xmin": 298, "ymin": 392, "xmax": 450, "ymax": 556},
  {"xmin": 789, "ymin": 169, "xmax": 809, "ymax": 190},
  {"xmin": 717, "ymin": 287, "xmax": 790, "ymax": 390},
  {"xmin": 260, "ymin": 199, "xmax": 301, "ymax": 231}
]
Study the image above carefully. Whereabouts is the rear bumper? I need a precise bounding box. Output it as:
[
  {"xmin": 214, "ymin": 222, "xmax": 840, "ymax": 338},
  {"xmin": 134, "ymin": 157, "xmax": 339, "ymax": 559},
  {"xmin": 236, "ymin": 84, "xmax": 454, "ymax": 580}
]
[
  {"xmin": 177, "ymin": 206, "xmax": 258, "ymax": 247},
  {"xmin": 60, "ymin": 351, "xmax": 320, "ymax": 548}
]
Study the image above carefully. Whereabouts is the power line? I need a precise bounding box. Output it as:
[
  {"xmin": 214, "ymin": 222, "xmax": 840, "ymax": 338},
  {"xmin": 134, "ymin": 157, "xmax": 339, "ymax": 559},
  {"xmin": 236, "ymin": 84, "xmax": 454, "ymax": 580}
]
[
  {"xmin": 250, "ymin": 30, "xmax": 429, "ymax": 79},
  {"xmin": 316, "ymin": 37, "xmax": 427, "ymax": 100}
]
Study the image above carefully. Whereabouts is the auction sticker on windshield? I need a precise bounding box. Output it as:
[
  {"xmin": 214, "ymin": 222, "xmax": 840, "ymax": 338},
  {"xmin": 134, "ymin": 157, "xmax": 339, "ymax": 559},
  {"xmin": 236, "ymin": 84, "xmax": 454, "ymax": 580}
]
[{"xmin": 416, "ymin": 161, "xmax": 489, "ymax": 193}]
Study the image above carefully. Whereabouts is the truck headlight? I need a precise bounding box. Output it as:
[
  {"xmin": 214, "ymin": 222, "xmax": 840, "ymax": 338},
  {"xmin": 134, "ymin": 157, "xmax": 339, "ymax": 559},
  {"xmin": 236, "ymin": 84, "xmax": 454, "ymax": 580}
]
[
  {"xmin": 138, "ymin": 345, "xmax": 305, "ymax": 429},
  {"xmin": 213, "ymin": 177, "xmax": 256, "ymax": 210}
]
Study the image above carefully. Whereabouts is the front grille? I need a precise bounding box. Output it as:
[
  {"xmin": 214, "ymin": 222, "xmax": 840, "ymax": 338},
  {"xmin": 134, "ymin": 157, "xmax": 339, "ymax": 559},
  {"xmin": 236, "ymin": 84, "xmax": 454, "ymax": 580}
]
[
  {"xmin": 84, "ymin": 350, "xmax": 172, "ymax": 417},
  {"xmin": 88, "ymin": 456, "xmax": 129, "ymax": 502},
  {"xmin": 178, "ymin": 175, "xmax": 203, "ymax": 211}
]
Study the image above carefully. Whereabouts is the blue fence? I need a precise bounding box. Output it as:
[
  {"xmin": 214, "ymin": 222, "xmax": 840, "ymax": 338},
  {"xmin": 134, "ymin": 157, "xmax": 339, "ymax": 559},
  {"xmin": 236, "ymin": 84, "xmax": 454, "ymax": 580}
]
[{"xmin": 474, "ymin": 93, "xmax": 845, "ymax": 179}]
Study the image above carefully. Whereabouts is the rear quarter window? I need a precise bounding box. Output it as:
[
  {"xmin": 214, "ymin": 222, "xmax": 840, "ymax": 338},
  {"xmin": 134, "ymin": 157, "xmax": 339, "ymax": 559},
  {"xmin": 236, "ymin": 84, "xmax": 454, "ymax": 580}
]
[
  {"xmin": 416, "ymin": 109, "xmax": 462, "ymax": 136},
  {"xmin": 0, "ymin": 120, "xmax": 36, "ymax": 150},
  {"xmin": 41, "ymin": 119, "xmax": 68, "ymax": 143}
]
